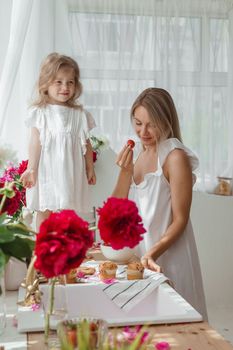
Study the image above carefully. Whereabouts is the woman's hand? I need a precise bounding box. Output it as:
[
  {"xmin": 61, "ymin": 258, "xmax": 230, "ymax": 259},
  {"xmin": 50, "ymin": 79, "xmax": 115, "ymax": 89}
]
[
  {"xmin": 20, "ymin": 169, "xmax": 37, "ymax": 188},
  {"xmin": 141, "ymin": 255, "xmax": 162, "ymax": 273},
  {"xmin": 116, "ymin": 144, "xmax": 134, "ymax": 174},
  {"xmin": 112, "ymin": 144, "xmax": 134, "ymax": 198}
]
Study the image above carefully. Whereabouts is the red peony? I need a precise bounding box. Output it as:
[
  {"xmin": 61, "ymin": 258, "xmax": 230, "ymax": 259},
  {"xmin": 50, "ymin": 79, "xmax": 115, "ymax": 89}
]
[
  {"xmin": 18, "ymin": 160, "xmax": 28, "ymax": 175},
  {"xmin": 0, "ymin": 182, "xmax": 22, "ymax": 216},
  {"xmin": 97, "ymin": 197, "xmax": 146, "ymax": 249},
  {"xmin": 34, "ymin": 210, "xmax": 94, "ymax": 278}
]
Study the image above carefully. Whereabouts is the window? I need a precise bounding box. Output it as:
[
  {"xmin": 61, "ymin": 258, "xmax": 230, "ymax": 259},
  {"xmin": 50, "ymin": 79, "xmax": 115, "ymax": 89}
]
[{"xmin": 69, "ymin": 10, "xmax": 231, "ymax": 189}]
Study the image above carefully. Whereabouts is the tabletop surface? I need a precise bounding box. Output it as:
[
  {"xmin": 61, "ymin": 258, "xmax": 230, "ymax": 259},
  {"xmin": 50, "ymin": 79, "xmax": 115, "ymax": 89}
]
[{"xmin": 27, "ymin": 322, "xmax": 233, "ymax": 350}]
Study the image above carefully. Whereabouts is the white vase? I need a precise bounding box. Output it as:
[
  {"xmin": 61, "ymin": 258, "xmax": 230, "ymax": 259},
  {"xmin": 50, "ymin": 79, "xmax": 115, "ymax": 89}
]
[
  {"xmin": 4, "ymin": 258, "xmax": 27, "ymax": 291},
  {"xmin": 100, "ymin": 244, "xmax": 135, "ymax": 264}
]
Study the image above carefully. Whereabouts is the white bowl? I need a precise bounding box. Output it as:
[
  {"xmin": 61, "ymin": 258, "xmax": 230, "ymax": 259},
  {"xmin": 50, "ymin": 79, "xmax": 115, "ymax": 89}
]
[{"xmin": 100, "ymin": 244, "xmax": 135, "ymax": 264}]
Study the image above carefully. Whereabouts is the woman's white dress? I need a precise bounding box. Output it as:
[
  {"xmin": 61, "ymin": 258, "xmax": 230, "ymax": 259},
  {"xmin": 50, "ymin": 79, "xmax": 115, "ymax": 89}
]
[
  {"xmin": 129, "ymin": 138, "xmax": 208, "ymax": 319},
  {"xmin": 25, "ymin": 104, "xmax": 95, "ymax": 214}
]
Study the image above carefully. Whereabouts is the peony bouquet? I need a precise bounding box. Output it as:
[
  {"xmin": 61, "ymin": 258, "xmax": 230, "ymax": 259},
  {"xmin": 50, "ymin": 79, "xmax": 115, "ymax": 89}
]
[
  {"xmin": 0, "ymin": 160, "xmax": 28, "ymax": 219},
  {"xmin": 0, "ymin": 161, "xmax": 34, "ymax": 278}
]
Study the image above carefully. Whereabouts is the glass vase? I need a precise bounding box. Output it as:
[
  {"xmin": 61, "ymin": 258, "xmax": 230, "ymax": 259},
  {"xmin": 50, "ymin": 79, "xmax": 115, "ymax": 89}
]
[
  {"xmin": 43, "ymin": 275, "xmax": 68, "ymax": 348},
  {"xmin": 0, "ymin": 272, "xmax": 6, "ymax": 336}
]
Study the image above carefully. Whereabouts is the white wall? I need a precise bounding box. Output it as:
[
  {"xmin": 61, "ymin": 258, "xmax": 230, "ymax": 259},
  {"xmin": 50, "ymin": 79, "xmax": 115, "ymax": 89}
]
[
  {"xmin": 191, "ymin": 191, "xmax": 233, "ymax": 308},
  {"xmin": 91, "ymin": 149, "xmax": 233, "ymax": 309}
]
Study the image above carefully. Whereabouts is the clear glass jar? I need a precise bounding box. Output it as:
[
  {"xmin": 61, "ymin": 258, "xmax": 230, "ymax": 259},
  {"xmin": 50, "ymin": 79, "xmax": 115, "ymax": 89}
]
[{"xmin": 215, "ymin": 177, "xmax": 232, "ymax": 196}]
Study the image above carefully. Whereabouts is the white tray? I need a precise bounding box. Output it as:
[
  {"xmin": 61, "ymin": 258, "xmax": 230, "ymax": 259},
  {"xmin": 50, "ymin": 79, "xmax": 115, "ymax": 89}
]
[{"xmin": 17, "ymin": 282, "xmax": 202, "ymax": 333}]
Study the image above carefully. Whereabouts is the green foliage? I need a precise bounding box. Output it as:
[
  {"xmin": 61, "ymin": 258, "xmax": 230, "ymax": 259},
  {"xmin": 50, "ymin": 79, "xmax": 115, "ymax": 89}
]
[{"xmin": 0, "ymin": 183, "xmax": 35, "ymax": 276}]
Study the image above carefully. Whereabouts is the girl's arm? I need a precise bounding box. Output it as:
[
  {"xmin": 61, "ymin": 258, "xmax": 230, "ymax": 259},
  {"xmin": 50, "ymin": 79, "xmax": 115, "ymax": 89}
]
[
  {"xmin": 20, "ymin": 127, "xmax": 41, "ymax": 188},
  {"xmin": 142, "ymin": 149, "xmax": 193, "ymax": 272},
  {"xmin": 112, "ymin": 145, "xmax": 134, "ymax": 198},
  {"xmin": 85, "ymin": 140, "xmax": 96, "ymax": 185}
]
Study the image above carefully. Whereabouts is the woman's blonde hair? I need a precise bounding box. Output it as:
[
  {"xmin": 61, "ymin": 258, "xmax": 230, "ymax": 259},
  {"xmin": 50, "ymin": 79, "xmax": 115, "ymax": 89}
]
[
  {"xmin": 131, "ymin": 88, "xmax": 182, "ymax": 142},
  {"xmin": 32, "ymin": 52, "xmax": 82, "ymax": 108}
]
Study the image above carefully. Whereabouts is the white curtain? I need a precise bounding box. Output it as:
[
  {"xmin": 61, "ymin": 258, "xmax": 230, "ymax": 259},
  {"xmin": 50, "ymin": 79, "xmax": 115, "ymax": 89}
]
[
  {"xmin": 0, "ymin": 0, "xmax": 72, "ymax": 158},
  {"xmin": 0, "ymin": 0, "xmax": 233, "ymax": 191}
]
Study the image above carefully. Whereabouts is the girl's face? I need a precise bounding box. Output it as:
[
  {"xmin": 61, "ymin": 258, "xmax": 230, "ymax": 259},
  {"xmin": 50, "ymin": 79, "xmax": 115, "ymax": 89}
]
[
  {"xmin": 47, "ymin": 66, "xmax": 75, "ymax": 105},
  {"xmin": 133, "ymin": 105, "xmax": 159, "ymax": 147}
]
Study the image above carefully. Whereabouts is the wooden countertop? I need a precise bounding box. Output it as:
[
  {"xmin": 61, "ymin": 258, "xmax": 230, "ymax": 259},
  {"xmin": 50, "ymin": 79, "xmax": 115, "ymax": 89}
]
[{"xmin": 27, "ymin": 322, "xmax": 233, "ymax": 349}]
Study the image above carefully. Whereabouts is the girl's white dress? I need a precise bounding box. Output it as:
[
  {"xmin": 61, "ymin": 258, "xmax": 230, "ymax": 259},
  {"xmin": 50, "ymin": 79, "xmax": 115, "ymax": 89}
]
[
  {"xmin": 25, "ymin": 104, "xmax": 95, "ymax": 214},
  {"xmin": 130, "ymin": 138, "xmax": 208, "ymax": 320}
]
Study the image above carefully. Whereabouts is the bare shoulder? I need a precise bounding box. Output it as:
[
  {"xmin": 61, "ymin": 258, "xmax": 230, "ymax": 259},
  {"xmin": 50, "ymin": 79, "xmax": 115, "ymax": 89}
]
[
  {"xmin": 163, "ymin": 149, "xmax": 192, "ymax": 180},
  {"xmin": 166, "ymin": 148, "xmax": 190, "ymax": 165}
]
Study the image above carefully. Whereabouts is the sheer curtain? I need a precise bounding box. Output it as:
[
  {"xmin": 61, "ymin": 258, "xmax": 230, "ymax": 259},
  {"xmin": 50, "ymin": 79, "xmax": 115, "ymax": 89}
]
[
  {"xmin": 0, "ymin": 0, "xmax": 72, "ymax": 158},
  {"xmin": 0, "ymin": 0, "xmax": 233, "ymax": 191}
]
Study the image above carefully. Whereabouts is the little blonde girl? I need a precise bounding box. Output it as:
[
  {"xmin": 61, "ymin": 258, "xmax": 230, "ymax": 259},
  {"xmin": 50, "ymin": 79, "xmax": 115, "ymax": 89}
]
[{"xmin": 20, "ymin": 52, "xmax": 96, "ymax": 228}]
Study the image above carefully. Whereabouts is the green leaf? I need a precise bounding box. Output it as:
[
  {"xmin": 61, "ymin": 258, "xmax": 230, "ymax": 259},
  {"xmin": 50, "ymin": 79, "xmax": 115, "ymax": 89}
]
[
  {"xmin": 6, "ymin": 222, "xmax": 35, "ymax": 236},
  {"xmin": 1, "ymin": 236, "xmax": 33, "ymax": 260},
  {"xmin": 0, "ymin": 213, "xmax": 7, "ymax": 225},
  {"xmin": 0, "ymin": 225, "xmax": 15, "ymax": 243},
  {"xmin": 0, "ymin": 249, "xmax": 6, "ymax": 277},
  {"xmin": 0, "ymin": 187, "xmax": 15, "ymax": 198}
]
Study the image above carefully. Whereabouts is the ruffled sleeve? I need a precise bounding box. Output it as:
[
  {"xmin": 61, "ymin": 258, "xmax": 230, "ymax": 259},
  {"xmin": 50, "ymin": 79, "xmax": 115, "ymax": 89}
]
[
  {"xmin": 83, "ymin": 109, "xmax": 96, "ymax": 131},
  {"xmin": 25, "ymin": 107, "xmax": 45, "ymax": 130},
  {"xmin": 80, "ymin": 109, "xmax": 96, "ymax": 155},
  {"xmin": 158, "ymin": 138, "xmax": 199, "ymax": 183}
]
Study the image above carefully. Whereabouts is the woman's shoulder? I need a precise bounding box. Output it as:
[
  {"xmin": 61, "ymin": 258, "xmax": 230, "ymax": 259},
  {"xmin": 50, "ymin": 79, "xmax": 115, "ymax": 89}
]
[{"xmin": 158, "ymin": 138, "xmax": 199, "ymax": 171}]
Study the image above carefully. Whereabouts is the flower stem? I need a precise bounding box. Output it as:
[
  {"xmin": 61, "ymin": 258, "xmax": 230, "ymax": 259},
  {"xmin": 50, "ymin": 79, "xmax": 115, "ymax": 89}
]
[
  {"xmin": 44, "ymin": 277, "xmax": 56, "ymax": 343},
  {"xmin": 88, "ymin": 225, "xmax": 97, "ymax": 231},
  {"xmin": 0, "ymin": 195, "xmax": 7, "ymax": 213}
]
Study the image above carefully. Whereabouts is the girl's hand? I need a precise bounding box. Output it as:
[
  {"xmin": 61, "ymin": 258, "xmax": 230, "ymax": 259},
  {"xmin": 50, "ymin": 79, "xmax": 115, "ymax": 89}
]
[
  {"xmin": 141, "ymin": 255, "xmax": 162, "ymax": 273},
  {"xmin": 20, "ymin": 169, "xmax": 37, "ymax": 188},
  {"xmin": 86, "ymin": 167, "xmax": 96, "ymax": 185},
  {"xmin": 116, "ymin": 144, "xmax": 134, "ymax": 174}
]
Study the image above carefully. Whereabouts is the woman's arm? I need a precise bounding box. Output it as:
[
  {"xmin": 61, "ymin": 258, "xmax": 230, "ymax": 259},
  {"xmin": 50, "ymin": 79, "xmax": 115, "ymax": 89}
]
[
  {"xmin": 20, "ymin": 127, "xmax": 41, "ymax": 188},
  {"xmin": 112, "ymin": 145, "xmax": 134, "ymax": 198},
  {"xmin": 142, "ymin": 149, "xmax": 193, "ymax": 271}
]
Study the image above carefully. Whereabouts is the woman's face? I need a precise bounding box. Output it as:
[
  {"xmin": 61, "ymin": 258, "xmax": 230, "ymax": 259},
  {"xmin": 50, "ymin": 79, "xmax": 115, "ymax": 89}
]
[{"xmin": 132, "ymin": 105, "xmax": 159, "ymax": 147}]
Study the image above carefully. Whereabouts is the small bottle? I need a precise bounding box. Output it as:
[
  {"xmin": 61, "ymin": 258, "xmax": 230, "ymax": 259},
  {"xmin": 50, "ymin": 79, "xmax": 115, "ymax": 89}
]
[{"xmin": 215, "ymin": 177, "xmax": 232, "ymax": 196}]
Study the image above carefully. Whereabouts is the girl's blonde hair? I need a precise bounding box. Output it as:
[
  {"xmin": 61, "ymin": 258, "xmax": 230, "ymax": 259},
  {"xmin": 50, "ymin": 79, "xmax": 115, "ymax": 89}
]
[
  {"xmin": 131, "ymin": 88, "xmax": 182, "ymax": 142},
  {"xmin": 32, "ymin": 52, "xmax": 82, "ymax": 108}
]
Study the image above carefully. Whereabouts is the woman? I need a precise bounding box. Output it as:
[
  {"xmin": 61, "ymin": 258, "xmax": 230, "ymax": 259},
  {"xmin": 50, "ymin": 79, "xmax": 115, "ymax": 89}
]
[{"xmin": 113, "ymin": 88, "xmax": 207, "ymax": 319}]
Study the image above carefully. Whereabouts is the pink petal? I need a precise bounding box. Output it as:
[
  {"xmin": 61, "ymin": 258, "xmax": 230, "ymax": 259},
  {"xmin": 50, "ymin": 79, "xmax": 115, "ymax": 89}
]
[
  {"xmin": 77, "ymin": 271, "xmax": 86, "ymax": 278},
  {"xmin": 102, "ymin": 278, "xmax": 117, "ymax": 284},
  {"xmin": 31, "ymin": 303, "xmax": 40, "ymax": 311},
  {"xmin": 155, "ymin": 341, "xmax": 170, "ymax": 350}
]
